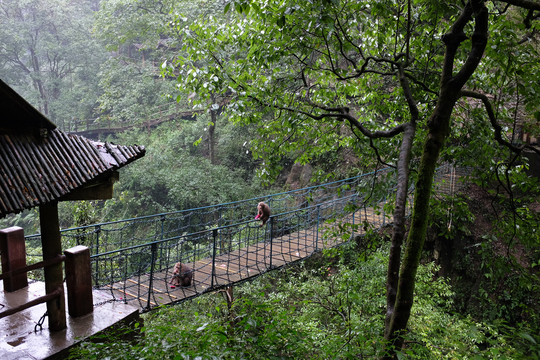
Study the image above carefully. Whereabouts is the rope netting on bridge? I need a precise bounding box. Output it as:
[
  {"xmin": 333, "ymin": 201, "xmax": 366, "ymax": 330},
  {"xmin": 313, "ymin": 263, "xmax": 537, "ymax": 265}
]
[{"xmin": 24, "ymin": 164, "xmax": 466, "ymax": 311}]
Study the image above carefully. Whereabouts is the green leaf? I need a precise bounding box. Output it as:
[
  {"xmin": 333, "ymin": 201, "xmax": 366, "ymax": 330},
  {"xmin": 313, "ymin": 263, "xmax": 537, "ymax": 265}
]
[
  {"xmin": 519, "ymin": 332, "xmax": 537, "ymax": 344},
  {"xmin": 277, "ymin": 15, "xmax": 286, "ymax": 27}
]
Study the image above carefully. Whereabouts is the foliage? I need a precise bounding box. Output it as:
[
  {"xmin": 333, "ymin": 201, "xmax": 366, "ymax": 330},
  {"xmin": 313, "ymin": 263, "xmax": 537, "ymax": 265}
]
[
  {"xmin": 93, "ymin": 0, "xmax": 228, "ymax": 135},
  {"xmin": 92, "ymin": 0, "xmax": 175, "ymax": 127},
  {"xmin": 70, "ymin": 239, "xmax": 534, "ymax": 359},
  {"xmin": 168, "ymin": 0, "xmax": 540, "ymax": 353},
  {"xmin": 0, "ymin": 0, "xmax": 106, "ymax": 129},
  {"xmin": 428, "ymin": 193, "xmax": 475, "ymax": 241},
  {"xmin": 96, "ymin": 59, "xmax": 177, "ymax": 127},
  {"xmin": 448, "ymin": 186, "xmax": 540, "ymax": 330},
  {"xmin": 422, "ymin": 165, "xmax": 540, "ymax": 358},
  {"xmin": 99, "ymin": 121, "xmax": 262, "ymax": 220},
  {"xmin": 0, "ymin": 209, "xmax": 40, "ymax": 235},
  {"xmin": 177, "ymin": 3, "xmax": 406, "ymax": 175}
]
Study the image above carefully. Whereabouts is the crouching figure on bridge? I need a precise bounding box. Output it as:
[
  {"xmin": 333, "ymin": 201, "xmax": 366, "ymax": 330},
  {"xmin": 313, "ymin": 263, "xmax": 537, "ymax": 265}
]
[
  {"xmin": 169, "ymin": 262, "xmax": 193, "ymax": 288},
  {"xmin": 255, "ymin": 201, "xmax": 271, "ymax": 226}
]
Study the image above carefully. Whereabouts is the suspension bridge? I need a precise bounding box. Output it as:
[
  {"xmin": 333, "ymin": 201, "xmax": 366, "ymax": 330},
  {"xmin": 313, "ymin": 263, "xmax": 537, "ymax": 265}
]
[
  {"xmin": 24, "ymin": 164, "xmax": 463, "ymax": 311},
  {"xmin": 69, "ymin": 102, "xmax": 202, "ymax": 138}
]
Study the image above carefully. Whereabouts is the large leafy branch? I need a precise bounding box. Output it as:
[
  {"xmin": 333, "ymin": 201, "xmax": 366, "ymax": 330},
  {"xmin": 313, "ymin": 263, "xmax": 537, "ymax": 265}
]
[
  {"xmin": 461, "ymin": 90, "xmax": 540, "ymax": 156},
  {"xmin": 208, "ymin": 3, "xmax": 423, "ymax": 148}
]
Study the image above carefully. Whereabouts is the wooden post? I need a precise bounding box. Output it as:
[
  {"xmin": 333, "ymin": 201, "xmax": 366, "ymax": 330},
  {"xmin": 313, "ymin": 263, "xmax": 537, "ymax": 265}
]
[
  {"xmin": 39, "ymin": 202, "xmax": 66, "ymax": 331},
  {"xmin": 64, "ymin": 245, "xmax": 93, "ymax": 317},
  {"xmin": 0, "ymin": 226, "xmax": 28, "ymax": 292}
]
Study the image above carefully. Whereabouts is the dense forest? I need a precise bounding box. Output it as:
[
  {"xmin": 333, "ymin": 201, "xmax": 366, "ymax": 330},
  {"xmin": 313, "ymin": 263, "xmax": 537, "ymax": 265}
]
[{"xmin": 1, "ymin": 0, "xmax": 539, "ymax": 359}]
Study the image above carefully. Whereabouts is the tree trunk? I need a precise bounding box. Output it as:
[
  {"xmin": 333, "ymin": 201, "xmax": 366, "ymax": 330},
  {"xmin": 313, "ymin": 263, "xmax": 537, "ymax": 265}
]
[
  {"xmin": 385, "ymin": 123, "xmax": 415, "ymax": 332},
  {"xmin": 383, "ymin": 2, "xmax": 488, "ymax": 356},
  {"xmin": 385, "ymin": 56, "xmax": 420, "ymax": 336},
  {"xmin": 384, "ymin": 117, "xmax": 448, "ymax": 353},
  {"xmin": 30, "ymin": 47, "xmax": 49, "ymax": 116}
]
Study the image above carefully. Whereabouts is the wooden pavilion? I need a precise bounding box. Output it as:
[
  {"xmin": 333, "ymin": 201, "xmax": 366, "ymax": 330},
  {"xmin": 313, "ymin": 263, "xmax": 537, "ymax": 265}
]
[{"xmin": 0, "ymin": 79, "xmax": 145, "ymax": 331}]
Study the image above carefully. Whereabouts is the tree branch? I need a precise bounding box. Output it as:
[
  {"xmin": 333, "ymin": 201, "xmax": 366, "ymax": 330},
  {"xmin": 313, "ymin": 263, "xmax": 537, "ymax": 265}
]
[
  {"xmin": 404, "ymin": 72, "xmax": 438, "ymax": 96},
  {"xmin": 496, "ymin": 0, "xmax": 540, "ymax": 11},
  {"xmin": 440, "ymin": 2, "xmax": 474, "ymax": 85},
  {"xmin": 349, "ymin": 122, "xmax": 396, "ymax": 169},
  {"xmin": 460, "ymin": 89, "xmax": 540, "ymax": 156},
  {"xmin": 525, "ymin": 9, "xmax": 540, "ymax": 28},
  {"xmin": 397, "ymin": 63, "xmax": 419, "ymax": 123},
  {"xmin": 452, "ymin": 2, "xmax": 489, "ymax": 89},
  {"xmin": 236, "ymin": 82, "xmax": 408, "ymax": 140},
  {"xmin": 332, "ymin": 23, "xmax": 359, "ymax": 69}
]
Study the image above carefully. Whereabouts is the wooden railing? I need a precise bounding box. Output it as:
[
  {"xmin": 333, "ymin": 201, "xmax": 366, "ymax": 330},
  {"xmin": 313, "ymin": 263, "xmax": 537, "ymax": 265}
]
[{"xmin": 0, "ymin": 227, "xmax": 93, "ymax": 330}]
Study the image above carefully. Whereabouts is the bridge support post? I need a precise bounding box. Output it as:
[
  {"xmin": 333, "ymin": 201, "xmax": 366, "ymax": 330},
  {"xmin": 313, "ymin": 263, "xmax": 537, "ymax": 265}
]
[
  {"xmin": 211, "ymin": 229, "xmax": 217, "ymax": 288},
  {"xmin": 383, "ymin": 201, "xmax": 386, "ymax": 227},
  {"xmin": 315, "ymin": 205, "xmax": 320, "ymax": 251},
  {"xmin": 269, "ymin": 217, "xmax": 274, "ymax": 269},
  {"xmin": 145, "ymin": 242, "xmax": 158, "ymax": 311},
  {"xmin": 94, "ymin": 225, "xmax": 101, "ymax": 286},
  {"xmin": 353, "ymin": 206, "xmax": 356, "ymax": 240},
  {"xmin": 65, "ymin": 245, "xmax": 93, "ymax": 317},
  {"xmin": 158, "ymin": 215, "xmax": 166, "ymax": 270},
  {"xmin": 0, "ymin": 226, "xmax": 28, "ymax": 292}
]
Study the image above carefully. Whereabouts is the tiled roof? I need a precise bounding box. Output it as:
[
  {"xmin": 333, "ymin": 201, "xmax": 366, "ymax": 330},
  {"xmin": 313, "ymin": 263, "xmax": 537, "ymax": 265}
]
[
  {"xmin": 0, "ymin": 79, "xmax": 146, "ymax": 218},
  {"xmin": 0, "ymin": 129, "xmax": 145, "ymax": 218}
]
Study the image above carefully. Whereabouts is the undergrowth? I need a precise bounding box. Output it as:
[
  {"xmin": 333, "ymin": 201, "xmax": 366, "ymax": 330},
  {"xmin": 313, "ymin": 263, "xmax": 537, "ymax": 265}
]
[{"xmin": 70, "ymin": 236, "xmax": 538, "ymax": 359}]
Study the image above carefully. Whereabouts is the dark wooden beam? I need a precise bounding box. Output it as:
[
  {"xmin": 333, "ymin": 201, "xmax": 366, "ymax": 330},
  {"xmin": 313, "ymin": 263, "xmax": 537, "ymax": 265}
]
[
  {"xmin": 39, "ymin": 201, "xmax": 66, "ymax": 331},
  {"xmin": 64, "ymin": 245, "xmax": 93, "ymax": 317},
  {"xmin": 59, "ymin": 171, "xmax": 119, "ymax": 201}
]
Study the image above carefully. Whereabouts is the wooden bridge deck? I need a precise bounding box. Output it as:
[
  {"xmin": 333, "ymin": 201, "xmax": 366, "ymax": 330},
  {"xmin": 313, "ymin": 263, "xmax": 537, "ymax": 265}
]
[{"xmin": 99, "ymin": 209, "xmax": 384, "ymax": 309}]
